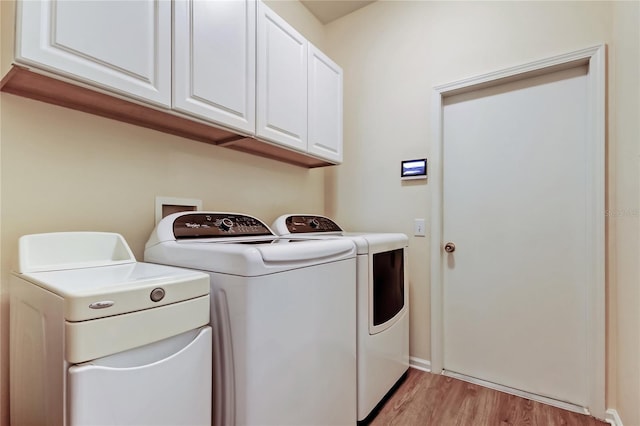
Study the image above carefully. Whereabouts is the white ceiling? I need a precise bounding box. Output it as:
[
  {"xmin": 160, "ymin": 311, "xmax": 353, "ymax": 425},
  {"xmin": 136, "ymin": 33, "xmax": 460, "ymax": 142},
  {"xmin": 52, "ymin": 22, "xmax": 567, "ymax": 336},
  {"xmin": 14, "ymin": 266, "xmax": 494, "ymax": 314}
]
[{"xmin": 300, "ymin": 0, "xmax": 376, "ymax": 24}]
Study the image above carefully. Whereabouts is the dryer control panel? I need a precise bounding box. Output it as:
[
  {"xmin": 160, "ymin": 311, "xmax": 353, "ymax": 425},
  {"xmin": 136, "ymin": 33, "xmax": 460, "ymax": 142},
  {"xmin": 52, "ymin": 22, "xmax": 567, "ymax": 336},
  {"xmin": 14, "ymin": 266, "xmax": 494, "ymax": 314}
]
[
  {"xmin": 173, "ymin": 213, "xmax": 273, "ymax": 239},
  {"xmin": 284, "ymin": 215, "xmax": 343, "ymax": 234}
]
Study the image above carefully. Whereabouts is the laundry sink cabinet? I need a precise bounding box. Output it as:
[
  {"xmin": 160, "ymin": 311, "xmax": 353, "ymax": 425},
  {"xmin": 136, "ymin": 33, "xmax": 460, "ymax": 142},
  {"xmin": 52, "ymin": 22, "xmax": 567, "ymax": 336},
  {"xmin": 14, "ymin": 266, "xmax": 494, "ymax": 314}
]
[{"xmin": 4, "ymin": 0, "xmax": 343, "ymax": 168}]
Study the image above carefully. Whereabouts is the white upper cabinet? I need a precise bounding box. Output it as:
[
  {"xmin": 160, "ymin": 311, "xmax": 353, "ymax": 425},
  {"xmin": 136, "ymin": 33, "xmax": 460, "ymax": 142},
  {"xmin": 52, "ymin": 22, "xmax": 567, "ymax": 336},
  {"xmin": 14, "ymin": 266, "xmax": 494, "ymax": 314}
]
[
  {"xmin": 15, "ymin": 0, "xmax": 171, "ymax": 107},
  {"xmin": 256, "ymin": 1, "xmax": 308, "ymax": 152},
  {"xmin": 256, "ymin": 2, "xmax": 343, "ymax": 163},
  {"xmin": 307, "ymin": 44, "xmax": 343, "ymax": 163},
  {"xmin": 10, "ymin": 0, "xmax": 342, "ymax": 166},
  {"xmin": 173, "ymin": 0, "xmax": 256, "ymax": 134}
]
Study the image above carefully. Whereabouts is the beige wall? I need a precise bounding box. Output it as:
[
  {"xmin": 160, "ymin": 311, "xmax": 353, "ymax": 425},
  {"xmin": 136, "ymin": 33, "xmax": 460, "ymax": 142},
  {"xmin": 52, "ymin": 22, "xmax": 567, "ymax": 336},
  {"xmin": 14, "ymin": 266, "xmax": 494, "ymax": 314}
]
[
  {"xmin": 2, "ymin": 0, "xmax": 639, "ymax": 424},
  {"xmin": 0, "ymin": 1, "xmax": 14, "ymax": 78},
  {"xmin": 325, "ymin": 0, "xmax": 638, "ymax": 424},
  {"xmin": 264, "ymin": 0, "xmax": 326, "ymax": 48},
  {"xmin": 609, "ymin": 1, "xmax": 640, "ymax": 423},
  {"xmin": 0, "ymin": 2, "xmax": 325, "ymax": 425}
]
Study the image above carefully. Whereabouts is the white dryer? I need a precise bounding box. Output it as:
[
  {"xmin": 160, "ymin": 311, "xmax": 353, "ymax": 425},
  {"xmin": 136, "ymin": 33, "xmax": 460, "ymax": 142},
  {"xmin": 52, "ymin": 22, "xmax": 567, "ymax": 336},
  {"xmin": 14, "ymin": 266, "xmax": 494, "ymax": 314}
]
[
  {"xmin": 10, "ymin": 232, "xmax": 212, "ymax": 426},
  {"xmin": 144, "ymin": 212, "xmax": 357, "ymax": 426},
  {"xmin": 272, "ymin": 214, "xmax": 410, "ymax": 422}
]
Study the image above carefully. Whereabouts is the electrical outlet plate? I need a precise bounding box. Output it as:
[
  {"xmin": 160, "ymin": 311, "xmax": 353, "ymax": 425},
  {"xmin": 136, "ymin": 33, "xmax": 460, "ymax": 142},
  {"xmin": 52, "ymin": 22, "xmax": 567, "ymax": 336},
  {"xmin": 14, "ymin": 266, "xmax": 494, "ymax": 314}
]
[{"xmin": 155, "ymin": 196, "xmax": 202, "ymax": 225}]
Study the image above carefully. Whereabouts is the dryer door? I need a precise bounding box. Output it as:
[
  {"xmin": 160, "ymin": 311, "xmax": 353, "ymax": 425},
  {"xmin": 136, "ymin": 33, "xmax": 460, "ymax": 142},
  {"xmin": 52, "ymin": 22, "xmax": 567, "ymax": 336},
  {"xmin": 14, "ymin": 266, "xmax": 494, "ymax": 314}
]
[
  {"xmin": 67, "ymin": 327, "xmax": 211, "ymax": 426},
  {"xmin": 370, "ymin": 248, "xmax": 406, "ymax": 334}
]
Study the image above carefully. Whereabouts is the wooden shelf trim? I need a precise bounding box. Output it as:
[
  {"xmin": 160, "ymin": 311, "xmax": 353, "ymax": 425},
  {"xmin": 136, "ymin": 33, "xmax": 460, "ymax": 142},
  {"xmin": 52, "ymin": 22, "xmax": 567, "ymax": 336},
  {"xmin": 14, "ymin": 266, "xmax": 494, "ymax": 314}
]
[{"xmin": 0, "ymin": 66, "xmax": 333, "ymax": 169}]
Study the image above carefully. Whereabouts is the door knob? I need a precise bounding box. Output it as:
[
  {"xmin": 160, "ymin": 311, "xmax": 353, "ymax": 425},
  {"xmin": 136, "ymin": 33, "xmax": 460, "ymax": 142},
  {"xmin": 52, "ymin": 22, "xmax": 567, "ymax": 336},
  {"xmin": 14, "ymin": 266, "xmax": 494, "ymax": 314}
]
[{"xmin": 444, "ymin": 242, "xmax": 456, "ymax": 253}]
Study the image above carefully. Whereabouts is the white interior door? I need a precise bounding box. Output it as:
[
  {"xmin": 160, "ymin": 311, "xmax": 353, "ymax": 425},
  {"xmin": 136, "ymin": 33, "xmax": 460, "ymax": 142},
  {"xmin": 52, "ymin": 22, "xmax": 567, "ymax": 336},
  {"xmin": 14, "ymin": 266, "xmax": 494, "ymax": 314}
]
[{"xmin": 441, "ymin": 65, "xmax": 593, "ymax": 407}]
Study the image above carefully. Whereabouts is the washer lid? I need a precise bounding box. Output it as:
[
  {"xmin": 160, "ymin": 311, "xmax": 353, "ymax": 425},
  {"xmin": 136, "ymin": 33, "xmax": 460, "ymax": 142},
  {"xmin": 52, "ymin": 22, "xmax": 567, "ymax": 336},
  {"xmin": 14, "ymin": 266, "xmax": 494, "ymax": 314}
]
[{"xmin": 145, "ymin": 237, "xmax": 356, "ymax": 276}]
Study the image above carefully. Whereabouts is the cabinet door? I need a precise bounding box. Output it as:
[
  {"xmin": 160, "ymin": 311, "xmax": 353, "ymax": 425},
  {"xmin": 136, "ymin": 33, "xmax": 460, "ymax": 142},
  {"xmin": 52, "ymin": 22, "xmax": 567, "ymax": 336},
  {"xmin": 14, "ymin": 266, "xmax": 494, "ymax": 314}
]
[
  {"xmin": 308, "ymin": 44, "xmax": 343, "ymax": 163},
  {"xmin": 68, "ymin": 327, "xmax": 211, "ymax": 426},
  {"xmin": 174, "ymin": 0, "xmax": 256, "ymax": 134},
  {"xmin": 16, "ymin": 0, "xmax": 171, "ymax": 107},
  {"xmin": 256, "ymin": 1, "xmax": 308, "ymax": 152}
]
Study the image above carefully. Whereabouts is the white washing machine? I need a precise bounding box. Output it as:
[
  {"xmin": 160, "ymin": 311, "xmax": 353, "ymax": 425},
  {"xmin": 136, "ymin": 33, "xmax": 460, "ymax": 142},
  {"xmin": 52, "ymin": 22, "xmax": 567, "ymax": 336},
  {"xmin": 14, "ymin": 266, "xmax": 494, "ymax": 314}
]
[
  {"xmin": 144, "ymin": 212, "xmax": 357, "ymax": 426},
  {"xmin": 10, "ymin": 232, "xmax": 212, "ymax": 426},
  {"xmin": 271, "ymin": 214, "xmax": 410, "ymax": 422}
]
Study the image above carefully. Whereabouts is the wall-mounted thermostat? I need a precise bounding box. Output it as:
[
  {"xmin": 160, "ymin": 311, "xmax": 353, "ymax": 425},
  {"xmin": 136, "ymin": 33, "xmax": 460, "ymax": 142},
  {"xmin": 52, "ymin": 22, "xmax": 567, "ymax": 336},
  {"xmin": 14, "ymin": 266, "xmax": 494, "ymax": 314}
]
[{"xmin": 401, "ymin": 158, "xmax": 427, "ymax": 180}]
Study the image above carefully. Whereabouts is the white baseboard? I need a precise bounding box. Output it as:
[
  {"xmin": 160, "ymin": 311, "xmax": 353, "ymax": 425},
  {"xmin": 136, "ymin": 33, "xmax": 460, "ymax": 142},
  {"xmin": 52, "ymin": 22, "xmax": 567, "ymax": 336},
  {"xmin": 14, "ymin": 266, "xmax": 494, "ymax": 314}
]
[
  {"xmin": 605, "ymin": 409, "xmax": 623, "ymax": 426},
  {"xmin": 409, "ymin": 356, "xmax": 431, "ymax": 372}
]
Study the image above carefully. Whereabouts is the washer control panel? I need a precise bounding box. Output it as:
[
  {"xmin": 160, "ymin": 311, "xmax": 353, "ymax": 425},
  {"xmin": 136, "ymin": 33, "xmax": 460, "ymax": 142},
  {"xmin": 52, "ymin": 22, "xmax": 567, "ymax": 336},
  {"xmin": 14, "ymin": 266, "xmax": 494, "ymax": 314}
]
[
  {"xmin": 285, "ymin": 215, "xmax": 343, "ymax": 234},
  {"xmin": 173, "ymin": 213, "xmax": 273, "ymax": 239}
]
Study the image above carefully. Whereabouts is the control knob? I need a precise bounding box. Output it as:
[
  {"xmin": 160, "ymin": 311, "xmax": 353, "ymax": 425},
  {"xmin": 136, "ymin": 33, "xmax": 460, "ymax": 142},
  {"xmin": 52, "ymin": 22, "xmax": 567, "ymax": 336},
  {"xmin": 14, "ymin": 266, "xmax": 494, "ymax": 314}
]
[
  {"xmin": 150, "ymin": 288, "xmax": 165, "ymax": 302},
  {"xmin": 219, "ymin": 218, "xmax": 234, "ymax": 232}
]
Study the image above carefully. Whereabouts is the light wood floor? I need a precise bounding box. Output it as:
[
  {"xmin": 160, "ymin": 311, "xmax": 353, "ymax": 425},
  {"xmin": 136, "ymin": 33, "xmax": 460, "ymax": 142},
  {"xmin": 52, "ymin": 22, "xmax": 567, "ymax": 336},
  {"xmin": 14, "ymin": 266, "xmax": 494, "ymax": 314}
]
[{"xmin": 366, "ymin": 369, "xmax": 608, "ymax": 426}]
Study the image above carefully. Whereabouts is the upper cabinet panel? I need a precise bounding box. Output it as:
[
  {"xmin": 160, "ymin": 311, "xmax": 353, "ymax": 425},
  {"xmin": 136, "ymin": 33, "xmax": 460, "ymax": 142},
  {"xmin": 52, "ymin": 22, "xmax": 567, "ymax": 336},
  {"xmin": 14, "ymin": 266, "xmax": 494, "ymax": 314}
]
[
  {"xmin": 173, "ymin": 0, "xmax": 256, "ymax": 134},
  {"xmin": 16, "ymin": 0, "xmax": 171, "ymax": 107},
  {"xmin": 308, "ymin": 44, "xmax": 343, "ymax": 163},
  {"xmin": 256, "ymin": 1, "xmax": 308, "ymax": 152}
]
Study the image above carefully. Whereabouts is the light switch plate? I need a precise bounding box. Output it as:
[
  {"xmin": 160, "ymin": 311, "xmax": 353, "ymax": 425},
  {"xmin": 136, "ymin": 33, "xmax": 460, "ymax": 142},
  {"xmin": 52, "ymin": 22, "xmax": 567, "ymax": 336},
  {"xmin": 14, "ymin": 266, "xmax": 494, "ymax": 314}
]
[{"xmin": 414, "ymin": 218, "xmax": 426, "ymax": 237}]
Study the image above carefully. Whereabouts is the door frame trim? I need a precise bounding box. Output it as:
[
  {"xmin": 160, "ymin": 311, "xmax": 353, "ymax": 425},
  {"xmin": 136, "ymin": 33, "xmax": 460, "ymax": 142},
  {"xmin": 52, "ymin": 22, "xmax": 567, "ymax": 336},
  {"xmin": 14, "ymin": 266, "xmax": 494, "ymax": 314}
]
[{"xmin": 429, "ymin": 44, "xmax": 606, "ymax": 418}]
